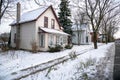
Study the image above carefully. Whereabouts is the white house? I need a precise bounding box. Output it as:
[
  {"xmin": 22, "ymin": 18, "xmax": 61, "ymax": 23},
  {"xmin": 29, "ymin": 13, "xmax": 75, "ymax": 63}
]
[
  {"xmin": 72, "ymin": 23, "xmax": 91, "ymax": 45},
  {"xmin": 10, "ymin": 4, "xmax": 68, "ymax": 51}
]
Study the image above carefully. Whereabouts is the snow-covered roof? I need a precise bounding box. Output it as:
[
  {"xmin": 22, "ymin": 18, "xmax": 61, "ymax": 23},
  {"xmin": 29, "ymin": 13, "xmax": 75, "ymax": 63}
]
[
  {"xmin": 10, "ymin": 6, "xmax": 49, "ymax": 25},
  {"xmin": 72, "ymin": 23, "xmax": 88, "ymax": 31},
  {"xmin": 39, "ymin": 27, "xmax": 69, "ymax": 35}
]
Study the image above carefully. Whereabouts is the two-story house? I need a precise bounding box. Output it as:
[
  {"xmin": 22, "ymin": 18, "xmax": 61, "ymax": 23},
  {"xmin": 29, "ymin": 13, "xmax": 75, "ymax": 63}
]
[
  {"xmin": 72, "ymin": 23, "xmax": 91, "ymax": 45},
  {"xmin": 10, "ymin": 4, "xmax": 68, "ymax": 51}
]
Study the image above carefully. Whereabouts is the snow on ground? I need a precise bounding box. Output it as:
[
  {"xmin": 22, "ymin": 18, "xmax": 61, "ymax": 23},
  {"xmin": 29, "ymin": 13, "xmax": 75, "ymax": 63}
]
[
  {"xmin": 0, "ymin": 43, "xmax": 103, "ymax": 79},
  {"xmin": 21, "ymin": 43, "xmax": 114, "ymax": 80}
]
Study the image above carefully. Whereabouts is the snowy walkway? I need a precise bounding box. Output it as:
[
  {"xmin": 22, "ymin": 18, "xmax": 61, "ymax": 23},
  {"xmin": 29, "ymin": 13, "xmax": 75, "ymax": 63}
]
[
  {"xmin": 20, "ymin": 43, "xmax": 114, "ymax": 80},
  {"xmin": 0, "ymin": 43, "xmax": 103, "ymax": 80}
]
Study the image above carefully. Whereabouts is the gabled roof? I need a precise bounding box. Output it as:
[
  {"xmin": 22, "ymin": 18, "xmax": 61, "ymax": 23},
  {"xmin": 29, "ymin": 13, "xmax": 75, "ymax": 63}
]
[
  {"xmin": 72, "ymin": 23, "xmax": 88, "ymax": 31},
  {"xmin": 10, "ymin": 5, "xmax": 61, "ymax": 28},
  {"xmin": 39, "ymin": 27, "xmax": 69, "ymax": 35}
]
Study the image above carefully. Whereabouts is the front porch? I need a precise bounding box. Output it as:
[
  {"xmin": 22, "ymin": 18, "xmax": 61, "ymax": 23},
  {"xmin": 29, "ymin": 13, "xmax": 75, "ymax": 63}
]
[{"xmin": 38, "ymin": 27, "xmax": 69, "ymax": 51}]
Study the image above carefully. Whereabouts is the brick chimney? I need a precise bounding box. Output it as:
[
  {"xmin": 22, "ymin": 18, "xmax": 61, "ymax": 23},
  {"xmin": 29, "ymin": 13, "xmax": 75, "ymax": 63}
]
[
  {"xmin": 16, "ymin": 2, "xmax": 21, "ymax": 49},
  {"xmin": 17, "ymin": 2, "xmax": 21, "ymax": 23}
]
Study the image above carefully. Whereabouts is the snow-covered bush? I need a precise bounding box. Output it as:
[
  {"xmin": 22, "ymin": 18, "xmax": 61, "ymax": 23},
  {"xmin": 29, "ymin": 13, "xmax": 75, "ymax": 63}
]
[
  {"xmin": 72, "ymin": 58, "xmax": 97, "ymax": 80},
  {"xmin": 69, "ymin": 51, "xmax": 77, "ymax": 60},
  {"xmin": 65, "ymin": 44, "xmax": 73, "ymax": 49},
  {"xmin": 48, "ymin": 45, "xmax": 63, "ymax": 52},
  {"xmin": 0, "ymin": 36, "xmax": 9, "ymax": 51}
]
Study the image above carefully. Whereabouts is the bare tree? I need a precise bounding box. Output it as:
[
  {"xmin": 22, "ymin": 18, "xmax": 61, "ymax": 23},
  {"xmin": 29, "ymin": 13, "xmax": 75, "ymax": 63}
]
[
  {"xmin": 107, "ymin": 19, "xmax": 120, "ymax": 42},
  {"xmin": 0, "ymin": 0, "xmax": 34, "ymax": 23},
  {"xmin": 34, "ymin": 0, "xmax": 60, "ymax": 10},
  {"xmin": 0, "ymin": 0, "xmax": 17, "ymax": 23},
  {"xmin": 100, "ymin": 8, "xmax": 120, "ymax": 43},
  {"xmin": 84, "ymin": 0, "xmax": 120, "ymax": 49}
]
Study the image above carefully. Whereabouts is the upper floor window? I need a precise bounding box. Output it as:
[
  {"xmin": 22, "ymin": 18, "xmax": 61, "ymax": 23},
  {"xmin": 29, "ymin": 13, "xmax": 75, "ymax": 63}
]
[
  {"xmin": 51, "ymin": 19, "xmax": 55, "ymax": 29},
  {"xmin": 44, "ymin": 16, "xmax": 48, "ymax": 27}
]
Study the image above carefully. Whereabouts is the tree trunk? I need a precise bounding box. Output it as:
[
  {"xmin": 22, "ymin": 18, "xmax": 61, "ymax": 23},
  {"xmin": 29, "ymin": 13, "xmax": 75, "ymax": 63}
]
[
  {"xmin": 105, "ymin": 25, "xmax": 108, "ymax": 44},
  {"xmin": 93, "ymin": 32, "xmax": 98, "ymax": 49},
  {"xmin": 0, "ymin": 0, "xmax": 3, "ymax": 23},
  {"xmin": 105, "ymin": 34, "xmax": 108, "ymax": 44},
  {"xmin": 77, "ymin": 31, "xmax": 80, "ymax": 45}
]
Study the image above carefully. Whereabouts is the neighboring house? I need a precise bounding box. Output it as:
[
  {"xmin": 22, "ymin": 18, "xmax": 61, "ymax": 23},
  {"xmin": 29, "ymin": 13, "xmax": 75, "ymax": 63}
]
[
  {"xmin": 72, "ymin": 23, "xmax": 91, "ymax": 45},
  {"xmin": 98, "ymin": 34, "xmax": 106, "ymax": 42},
  {"xmin": 115, "ymin": 38, "xmax": 120, "ymax": 45},
  {"xmin": 10, "ymin": 5, "xmax": 68, "ymax": 51}
]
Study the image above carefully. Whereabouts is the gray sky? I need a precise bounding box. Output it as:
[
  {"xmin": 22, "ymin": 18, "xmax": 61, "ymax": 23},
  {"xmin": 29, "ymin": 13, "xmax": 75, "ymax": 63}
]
[
  {"xmin": 0, "ymin": 0, "xmax": 39, "ymax": 34},
  {"xmin": 0, "ymin": 0, "xmax": 120, "ymax": 38}
]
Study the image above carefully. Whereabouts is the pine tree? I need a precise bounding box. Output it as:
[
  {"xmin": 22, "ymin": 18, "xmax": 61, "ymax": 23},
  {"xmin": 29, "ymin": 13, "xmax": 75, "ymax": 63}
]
[{"xmin": 58, "ymin": 0, "xmax": 72, "ymax": 35}]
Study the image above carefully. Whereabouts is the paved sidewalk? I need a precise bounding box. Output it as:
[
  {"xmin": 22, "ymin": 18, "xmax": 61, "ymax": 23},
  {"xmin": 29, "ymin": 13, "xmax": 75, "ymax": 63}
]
[{"xmin": 113, "ymin": 41, "xmax": 120, "ymax": 80}]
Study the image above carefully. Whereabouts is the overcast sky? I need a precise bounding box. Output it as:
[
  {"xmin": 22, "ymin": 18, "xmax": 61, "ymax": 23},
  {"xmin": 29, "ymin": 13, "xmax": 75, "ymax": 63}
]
[
  {"xmin": 0, "ymin": 0, "xmax": 120, "ymax": 38},
  {"xmin": 0, "ymin": 0, "xmax": 39, "ymax": 34}
]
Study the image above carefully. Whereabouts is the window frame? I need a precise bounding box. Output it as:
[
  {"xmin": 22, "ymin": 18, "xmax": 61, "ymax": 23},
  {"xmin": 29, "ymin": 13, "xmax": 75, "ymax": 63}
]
[
  {"xmin": 51, "ymin": 19, "xmax": 55, "ymax": 29},
  {"xmin": 86, "ymin": 36, "xmax": 88, "ymax": 43},
  {"xmin": 49, "ymin": 34, "xmax": 54, "ymax": 46},
  {"xmin": 56, "ymin": 35, "xmax": 60, "ymax": 45},
  {"xmin": 39, "ymin": 33, "xmax": 45, "ymax": 47},
  {"xmin": 44, "ymin": 16, "xmax": 48, "ymax": 28}
]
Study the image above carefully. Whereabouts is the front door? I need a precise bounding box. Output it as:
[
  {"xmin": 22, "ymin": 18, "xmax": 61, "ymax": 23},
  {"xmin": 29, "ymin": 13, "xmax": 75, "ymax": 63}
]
[{"xmin": 39, "ymin": 33, "xmax": 45, "ymax": 47}]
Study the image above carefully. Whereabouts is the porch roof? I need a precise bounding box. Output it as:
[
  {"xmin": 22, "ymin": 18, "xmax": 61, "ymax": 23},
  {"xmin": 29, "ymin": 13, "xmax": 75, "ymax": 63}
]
[{"xmin": 39, "ymin": 27, "xmax": 69, "ymax": 36}]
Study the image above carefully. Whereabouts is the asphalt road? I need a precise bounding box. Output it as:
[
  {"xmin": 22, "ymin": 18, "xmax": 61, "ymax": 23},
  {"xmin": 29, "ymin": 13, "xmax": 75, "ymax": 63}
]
[{"xmin": 113, "ymin": 41, "xmax": 120, "ymax": 80}]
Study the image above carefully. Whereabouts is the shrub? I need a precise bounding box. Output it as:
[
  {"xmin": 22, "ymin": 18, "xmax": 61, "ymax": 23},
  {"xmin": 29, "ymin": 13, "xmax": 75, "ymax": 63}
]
[
  {"xmin": 69, "ymin": 51, "xmax": 77, "ymax": 60},
  {"xmin": 0, "ymin": 36, "xmax": 9, "ymax": 51},
  {"xmin": 31, "ymin": 41, "xmax": 38, "ymax": 53},
  {"xmin": 65, "ymin": 44, "xmax": 73, "ymax": 49},
  {"xmin": 48, "ymin": 45, "xmax": 63, "ymax": 52},
  {"xmin": 1, "ymin": 45, "xmax": 9, "ymax": 51}
]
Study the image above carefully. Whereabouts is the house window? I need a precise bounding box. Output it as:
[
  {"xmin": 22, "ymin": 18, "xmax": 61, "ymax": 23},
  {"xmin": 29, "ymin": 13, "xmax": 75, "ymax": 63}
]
[
  {"xmin": 60, "ymin": 36, "xmax": 63, "ymax": 45},
  {"xmin": 44, "ymin": 16, "xmax": 48, "ymax": 27},
  {"xmin": 51, "ymin": 19, "xmax": 55, "ymax": 29},
  {"xmin": 86, "ymin": 36, "xmax": 88, "ymax": 43},
  {"xmin": 39, "ymin": 33, "xmax": 45, "ymax": 47},
  {"xmin": 49, "ymin": 34, "xmax": 54, "ymax": 46},
  {"xmin": 56, "ymin": 35, "xmax": 60, "ymax": 45},
  {"xmin": 63, "ymin": 36, "xmax": 67, "ymax": 44},
  {"xmin": 14, "ymin": 33, "xmax": 16, "ymax": 43}
]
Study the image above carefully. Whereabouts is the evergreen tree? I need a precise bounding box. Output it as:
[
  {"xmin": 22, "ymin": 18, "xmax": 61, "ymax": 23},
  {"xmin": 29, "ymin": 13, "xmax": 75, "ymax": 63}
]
[{"xmin": 58, "ymin": 0, "xmax": 72, "ymax": 35}]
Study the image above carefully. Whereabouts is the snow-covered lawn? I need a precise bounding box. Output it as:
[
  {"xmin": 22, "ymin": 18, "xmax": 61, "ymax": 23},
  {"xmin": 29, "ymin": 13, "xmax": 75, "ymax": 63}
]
[
  {"xmin": 21, "ymin": 43, "xmax": 115, "ymax": 80},
  {"xmin": 0, "ymin": 43, "xmax": 111, "ymax": 80}
]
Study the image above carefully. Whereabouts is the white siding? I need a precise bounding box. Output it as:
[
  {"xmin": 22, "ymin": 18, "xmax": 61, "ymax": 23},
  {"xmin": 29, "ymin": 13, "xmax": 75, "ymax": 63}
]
[
  {"xmin": 72, "ymin": 30, "xmax": 91, "ymax": 45},
  {"xmin": 11, "ymin": 7, "xmax": 68, "ymax": 51},
  {"xmin": 11, "ymin": 26, "xmax": 16, "ymax": 47},
  {"xmin": 35, "ymin": 7, "xmax": 67, "ymax": 51},
  {"xmin": 36, "ymin": 8, "xmax": 60, "ymax": 30},
  {"xmin": 20, "ymin": 21, "xmax": 36, "ymax": 50}
]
